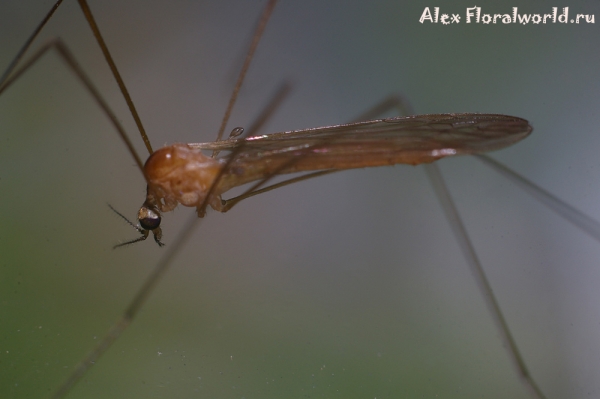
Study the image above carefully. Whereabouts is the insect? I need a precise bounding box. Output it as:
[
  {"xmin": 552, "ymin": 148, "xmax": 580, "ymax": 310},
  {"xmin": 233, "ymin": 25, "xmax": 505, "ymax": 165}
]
[{"xmin": 1, "ymin": 1, "xmax": 599, "ymax": 398}]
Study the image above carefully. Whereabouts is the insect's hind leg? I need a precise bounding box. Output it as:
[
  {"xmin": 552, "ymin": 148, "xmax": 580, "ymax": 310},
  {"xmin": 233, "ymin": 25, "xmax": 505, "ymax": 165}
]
[
  {"xmin": 345, "ymin": 94, "xmax": 548, "ymax": 399},
  {"xmin": 475, "ymin": 154, "xmax": 600, "ymax": 243},
  {"xmin": 425, "ymin": 162, "xmax": 547, "ymax": 399},
  {"xmin": 366, "ymin": 94, "xmax": 600, "ymax": 245}
]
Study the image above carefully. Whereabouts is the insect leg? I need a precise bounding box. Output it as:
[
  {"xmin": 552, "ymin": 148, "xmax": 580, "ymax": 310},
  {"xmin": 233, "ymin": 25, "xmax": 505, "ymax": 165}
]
[
  {"xmin": 476, "ymin": 154, "xmax": 600, "ymax": 243},
  {"xmin": 0, "ymin": 0, "xmax": 64, "ymax": 85},
  {"xmin": 0, "ymin": 38, "xmax": 144, "ymax": 173},
  {"xmin": 347, "ymin": 93, "xmax": 548, "ymax": 398},
  {"xmin": 212, "ymin": 0, "xmax": 278, "ymax": 148},
  {"xmin": 76, "ymin": 0, "xmax": 153, "ymax": 154},
  {"xmin": 425, "ymin": 163, "xmax": 547, "ymax": 399}
]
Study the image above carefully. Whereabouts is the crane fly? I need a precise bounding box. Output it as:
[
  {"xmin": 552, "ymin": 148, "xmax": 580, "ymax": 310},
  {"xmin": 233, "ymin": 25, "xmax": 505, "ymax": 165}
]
[
  {"xmin": 2, "ymin": 1, "xmax": 599, "ymax": 399},
  {"xmin": 130, "ymin": 114, "xmax": 531, "ymax": 246}
]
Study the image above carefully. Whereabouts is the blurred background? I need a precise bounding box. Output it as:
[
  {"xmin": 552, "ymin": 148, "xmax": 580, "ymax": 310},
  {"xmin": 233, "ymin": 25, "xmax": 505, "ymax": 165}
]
[{"xmin": 1, "ymin": 1, "xmax": 599, "ymax": 398}]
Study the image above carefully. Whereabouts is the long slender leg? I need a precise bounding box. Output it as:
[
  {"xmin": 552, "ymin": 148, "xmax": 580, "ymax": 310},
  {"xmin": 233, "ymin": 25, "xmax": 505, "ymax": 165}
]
[
  {"xmin": 0, "ymin": 0, "xmax": 64, "ymax": 85},
  {"xmin": 41, "ymin": 2, "xmax": 281, "ymax": 397},
  {"xmin": 50, "ymin": 213, "xmax": 203, "ymax": 399},
  {"xmin": 370, "ymin": 96, "xmax": 548, "ymax": 398},
  {"xmin": 476, "ymin": 154, "xmax": 600, "ymax": 242},
  {"xmin": 425, "ymin": 163, "xmax": 547, "ymax": 399},
  {"xmin": 1, "ymin": 0, "xmax": 154, "ymax": 161},
  {"xmin": 212, "ymin": 0, "xmax": 278, "ymax": 148},
  {"xmin": 56, "ymin": 47, "xmax": 289, "ymax": 399},
  {"xmin": 76, "ymin": 0, "xmax": 154, "ymax": 154},
  {"xmin": 243, "ymin": 82, "xmax": 292, "ymax": 138},
  {"xmin": 0, "ymin": 38, "xmax": 144, "ymax": 173},
  {"xmin": 55, "ymin": 39, "xmax": 275, "ymax": 399},
  {"xmin": 349, "ymin": 97, "xmax": 600, "ymax": 243},
  {"xmin": 345, "ymin": 94, "xmax": 549, "ymax": 398}
]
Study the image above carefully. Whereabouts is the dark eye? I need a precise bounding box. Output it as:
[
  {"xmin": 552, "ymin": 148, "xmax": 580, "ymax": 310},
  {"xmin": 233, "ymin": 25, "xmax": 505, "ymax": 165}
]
[{"xmin": 138, "ymin": 206, "xmax": 161, "ymax": 231}]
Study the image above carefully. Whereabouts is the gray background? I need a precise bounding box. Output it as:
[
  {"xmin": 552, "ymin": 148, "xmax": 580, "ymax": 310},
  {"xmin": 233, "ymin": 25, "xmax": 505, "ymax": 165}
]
[{"xmin": 1, "ymin": 1, "xmax": 599, "ymax": 398}]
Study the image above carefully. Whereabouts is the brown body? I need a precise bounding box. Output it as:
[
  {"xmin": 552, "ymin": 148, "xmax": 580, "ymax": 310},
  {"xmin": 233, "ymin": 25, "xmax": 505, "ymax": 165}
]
[{"xmin": 143, "ymin": 113, "xmax": 532, "ymax": 218}]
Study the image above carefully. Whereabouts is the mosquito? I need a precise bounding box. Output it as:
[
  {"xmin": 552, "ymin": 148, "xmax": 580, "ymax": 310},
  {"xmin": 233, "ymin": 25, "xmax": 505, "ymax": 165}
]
[{"xmin": 1, "ymin": 1, "xmax": 599, "ymax": 399}]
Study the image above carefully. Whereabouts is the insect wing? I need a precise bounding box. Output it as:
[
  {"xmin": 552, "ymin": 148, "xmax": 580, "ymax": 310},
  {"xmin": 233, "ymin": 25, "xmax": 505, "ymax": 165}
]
[{"xmin": 192, "ymin": 114, "xmax": 532, "ymax": 181}]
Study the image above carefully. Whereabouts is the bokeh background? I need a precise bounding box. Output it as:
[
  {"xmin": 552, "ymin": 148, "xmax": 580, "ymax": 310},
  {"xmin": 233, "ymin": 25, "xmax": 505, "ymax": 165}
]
[{"xmin": 1, "ymin": 1, "xmax": 599, "ymax": 398}]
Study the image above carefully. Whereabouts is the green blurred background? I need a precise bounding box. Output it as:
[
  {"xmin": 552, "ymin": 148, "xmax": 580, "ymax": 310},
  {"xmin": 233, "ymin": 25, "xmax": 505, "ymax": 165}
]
[{"xmin": 1, "ymin": 1, "xmax": 599, "ymax": 398}]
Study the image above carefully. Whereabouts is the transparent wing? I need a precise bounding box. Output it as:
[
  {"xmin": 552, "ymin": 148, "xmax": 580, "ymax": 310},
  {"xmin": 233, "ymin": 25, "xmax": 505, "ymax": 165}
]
[{"xmin": 188, "ymin": 113, "xmax": 532, "ymax": 189}]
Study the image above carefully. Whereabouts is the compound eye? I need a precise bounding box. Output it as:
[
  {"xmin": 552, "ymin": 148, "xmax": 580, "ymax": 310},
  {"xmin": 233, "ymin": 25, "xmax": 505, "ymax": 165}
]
[{"xmin": 138, "ymin": 206, "xmax": 162, "ymax": 231}]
